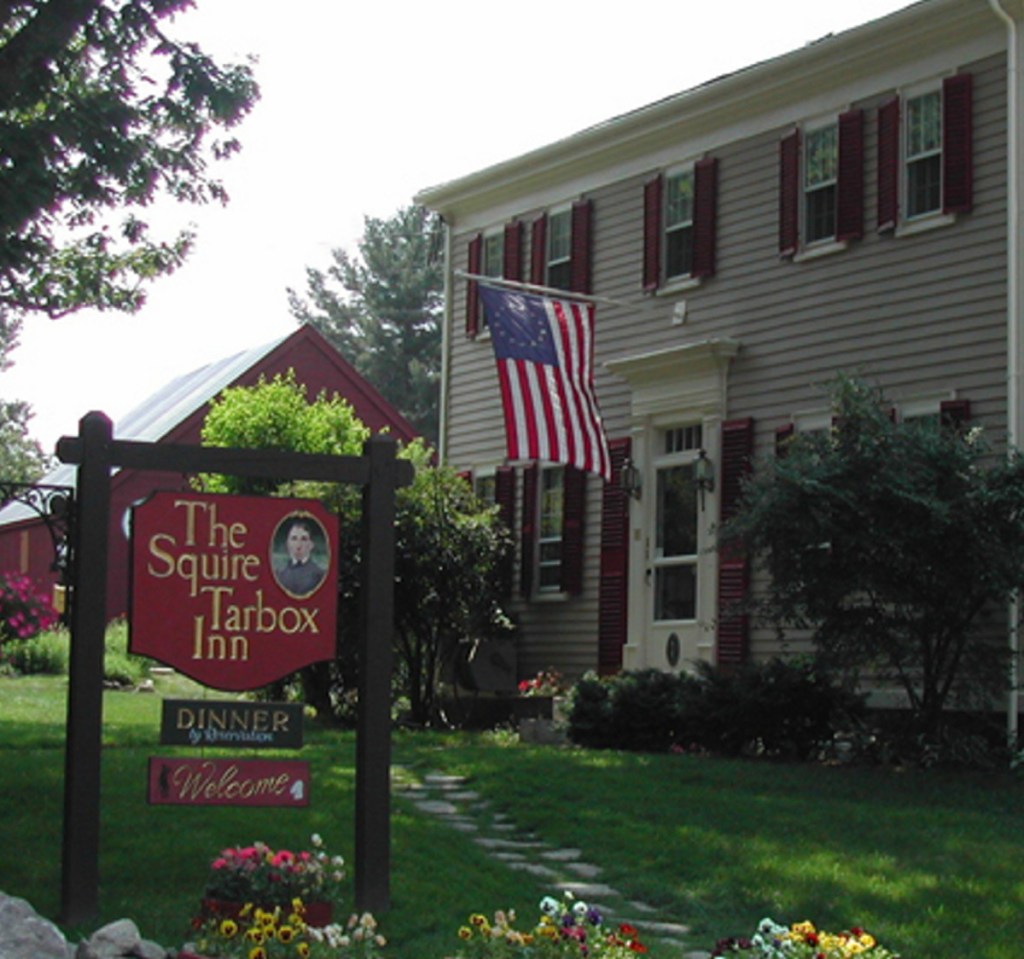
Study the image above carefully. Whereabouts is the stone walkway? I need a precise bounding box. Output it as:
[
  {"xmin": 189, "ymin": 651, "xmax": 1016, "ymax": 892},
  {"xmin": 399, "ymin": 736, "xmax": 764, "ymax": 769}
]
[{"xmin": 396, "ymin": 771, "xmax": 710, "ymax": 959}]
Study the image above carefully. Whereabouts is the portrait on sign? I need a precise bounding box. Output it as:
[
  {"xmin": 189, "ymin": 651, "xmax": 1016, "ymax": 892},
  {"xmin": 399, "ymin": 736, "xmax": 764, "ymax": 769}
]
[{"xmin": 272, "ymin": 512, "xmax": 330, "ymax": 598}]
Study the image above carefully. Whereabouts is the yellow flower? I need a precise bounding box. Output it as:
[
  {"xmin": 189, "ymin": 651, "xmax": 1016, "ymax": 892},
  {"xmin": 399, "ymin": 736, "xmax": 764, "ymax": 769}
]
[
  {"xmin": 859, "ymin": 933, "xmax": 877, "ymax": 949},
  {"xmin": 218, "ymin": 919, "xmax": 239, "ymax": 938},
  {"xmin": 292, "ymin": 897, "xmax": 305, "ymax": 913},
  {"xmin": 248, "ymin": 947, "xmax": 267, "ymax": 959},
  {"xmin": 469, "ymin": 913, "xmax": 488, "ymax": 927},
  {"xmin": 296, "ymin": 944, "xmax": 311, "ymax": 959},
  {"xmin": 791, "ymin": 921, "xmax": 817, "ymax": 939},
  {"xmin": 458, "ymin": 926, "xmax": 473, "ymax": 940},
  {"xmin": 245, "ymin": 927, "xmax": 266, "ymax": 944},
  {"xmin": 277, "ymin": 925, "xmax": 296, "ymax": 944}
]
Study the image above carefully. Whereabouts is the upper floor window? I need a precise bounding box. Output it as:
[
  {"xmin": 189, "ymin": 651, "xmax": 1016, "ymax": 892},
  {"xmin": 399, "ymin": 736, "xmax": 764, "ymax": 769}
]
[
  {"xmin": 905, "ymin": 90, "xmax": 942, "ymax": 218},
  {"xmin": 465, "ymin": 220, "xmax": 523, "ymax": 337},
  {"xmin": 804, "ymin": 123, "xmax": 838, "ymax": 244},
  {"xmin": 643, "ymin": 156, "xmax": 717, "ymax": 291},
  {"xmin": 546, "ymin": 208, "xmax": 572, "ymax": 291},
  {"xmin": 878, "ymin": 73, "xmax": 972, "ymax": 232},
  {"xmin": 779, "ymin": 110, "xmax": 863, "ymax": 257},
  {"xmin": 529, "ymin": 199, "xmax": 593, "ymax": 295}
]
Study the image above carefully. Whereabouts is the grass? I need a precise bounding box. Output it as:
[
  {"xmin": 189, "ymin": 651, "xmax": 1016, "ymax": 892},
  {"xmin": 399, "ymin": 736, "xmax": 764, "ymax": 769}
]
[{"xmin": 1, "ymin": 675, "xmax": 1023, "ymax": 958}]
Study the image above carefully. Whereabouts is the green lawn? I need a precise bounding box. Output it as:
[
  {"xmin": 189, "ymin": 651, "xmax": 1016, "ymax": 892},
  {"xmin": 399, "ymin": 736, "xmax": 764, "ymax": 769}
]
[{"xmin": 1, "ymin": 674, "xmax": 1023, "ymax": 958}]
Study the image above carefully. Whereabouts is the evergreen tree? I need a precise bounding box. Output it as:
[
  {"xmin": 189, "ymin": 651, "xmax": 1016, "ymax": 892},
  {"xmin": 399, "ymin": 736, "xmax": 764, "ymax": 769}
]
[{"xmin": 288, "ymin": 205, "xmax": 443, "ymax": 443}]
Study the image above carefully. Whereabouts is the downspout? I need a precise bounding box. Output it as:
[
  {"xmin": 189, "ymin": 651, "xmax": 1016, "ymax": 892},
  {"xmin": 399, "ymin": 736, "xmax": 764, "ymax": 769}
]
[
  {"xmin": 437, "ymin": 217, "xmax": 453, "ymax": 466},
  {"xmin": 989, "ymin": 0, "xmax": 1021, "ymax": 747}
]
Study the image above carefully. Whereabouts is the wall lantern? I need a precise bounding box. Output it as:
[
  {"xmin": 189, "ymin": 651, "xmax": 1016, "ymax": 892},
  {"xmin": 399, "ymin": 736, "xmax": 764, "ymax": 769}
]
[
  {"xmin": 695, "ymin": 448, "xmax": 715, "ymax": 511},
  {"xmin": 619, "ymin": 457, "xmax": 642, "ymax": 500}
]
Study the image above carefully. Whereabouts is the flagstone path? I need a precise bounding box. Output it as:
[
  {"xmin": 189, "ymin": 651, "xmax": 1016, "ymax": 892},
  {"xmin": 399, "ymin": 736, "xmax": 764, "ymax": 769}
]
[{"xmin": 395, "ymin": 771, "xmax": 711, "ymax": 959}]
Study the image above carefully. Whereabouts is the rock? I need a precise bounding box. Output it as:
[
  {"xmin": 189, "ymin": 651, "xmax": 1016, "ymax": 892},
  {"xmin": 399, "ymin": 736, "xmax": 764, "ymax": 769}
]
[
  {"xmin": 76, "ymin": 919, "xmax": 143, "ymax": 959},
  {"xmin": 0, "ymin": 892, "xmax": 73, "ymax": 959}
]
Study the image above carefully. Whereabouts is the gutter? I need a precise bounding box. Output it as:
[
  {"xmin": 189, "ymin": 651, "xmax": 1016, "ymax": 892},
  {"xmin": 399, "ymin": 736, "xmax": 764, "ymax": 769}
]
[{"xmin": 989, "ymin": 0, "xmax": 1022, "ymax": 747}]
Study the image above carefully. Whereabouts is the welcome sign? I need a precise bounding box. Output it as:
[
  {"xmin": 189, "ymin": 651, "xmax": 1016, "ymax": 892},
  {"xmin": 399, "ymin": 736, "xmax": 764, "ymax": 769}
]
[{"xmin": 130, "ymin": 492, "xmax": 338, "ymax": 690}]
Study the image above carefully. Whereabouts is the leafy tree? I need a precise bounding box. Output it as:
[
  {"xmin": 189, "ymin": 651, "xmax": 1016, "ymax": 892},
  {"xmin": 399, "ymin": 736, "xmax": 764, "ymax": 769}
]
[
  {"xmin": 719, "ymin": 375, "xmax": 1024, "ymax": 737},
  {"xmin": 0, "ymin": 0, "xmax": 259, "ymax": 319},
  {"xmin": 198, "ymin": 372, "xmax": 512, "ymax": 726},
  {"xmin": 0, "ymin": 316, "xmax": 49, "ymax": 481},
  {"xmin": 288, "ymin": 205, "xmax": 443, "ymax": 443}
]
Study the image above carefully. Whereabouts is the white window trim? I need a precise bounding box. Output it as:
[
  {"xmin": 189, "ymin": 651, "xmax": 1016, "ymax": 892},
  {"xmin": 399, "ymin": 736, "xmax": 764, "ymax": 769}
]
[
  {"xmin": 897, "ymin": 391, "xmax": 956, "ymax": 421},
  {"xmin": 535, "ymin": 463, "xmax": 565, "ymax": 596},
  {"xmin": 662, "ymin": 161, "xmax": 696, "ymax": 284},
  {"xmin": 545, "ymin": 204, "xmax": 572, "ymax": 285},
  {"xmin": 893, "ymin": 75, "xmax": 958, "ymax": 236},
  {"xmin": 802, "ymin": 116, "xmax": 840, "ymax": 249}
]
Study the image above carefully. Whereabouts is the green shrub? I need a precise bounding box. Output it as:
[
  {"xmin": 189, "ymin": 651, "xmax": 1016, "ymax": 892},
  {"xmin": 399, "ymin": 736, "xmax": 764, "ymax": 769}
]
[
  {"xmin": 102, "ymin": 619, "xmax": 150, "ymax": 685},
  {"xmin": 567, "ymin": 660, "xmax": 864, "ymax": 758},
  {"xmin": 3, "ymin": 629, "xmax": 69, "ymax": 675}
]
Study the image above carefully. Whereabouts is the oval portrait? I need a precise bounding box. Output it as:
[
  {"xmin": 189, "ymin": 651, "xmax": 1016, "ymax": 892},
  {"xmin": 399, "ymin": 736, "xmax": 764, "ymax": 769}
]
[{"xmin": 271, "ymin": 511, "xmax": 331, "ymax": 599}]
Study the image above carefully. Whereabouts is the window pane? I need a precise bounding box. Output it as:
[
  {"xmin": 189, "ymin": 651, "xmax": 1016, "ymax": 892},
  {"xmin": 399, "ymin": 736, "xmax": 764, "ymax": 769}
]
[
  {"xmin": 665, "ymin": 225, "xmax": 693, "ymax": 279},
  {"xmin": 548, "ymin": 210, "xmax": 572, "ymax": 263},
  {"xmin": 907, "ymin": 155, "xmax": 941, "ymax": 217},
  {"xmin": 655, "ymin": 565, "xmax": 696, "ymax": 620},
  {"xmin": 805, "ymin": 125, "xmax": 837, "ymax": 188},
  {"xmin": 539, "ymin": 468, "xmax": 564, "ymax": 539},
  {"xmin": 805, "ymin": 184, "xmax": 836, "ymax": 243},
  {"xmin": 665, "ymin": 171, "xmax": 694, "ymax": 228},
  {"xmin": 475, "ymin": 474, "xmax": 496, "ymax": 504},
  {"xmin": 907, "ymin": 91, "xmax": 941, "ymax": 157},
  {"xmin": 482, "ymin": 234, "xmax": 504, "ymax": 277},
  {"xmin": 547, "ymin": 260, "xmax": 571, "ymax": 291},
  {"xmin": 656, "ymin": 465, "xmax": 696, "ymax": 557}
]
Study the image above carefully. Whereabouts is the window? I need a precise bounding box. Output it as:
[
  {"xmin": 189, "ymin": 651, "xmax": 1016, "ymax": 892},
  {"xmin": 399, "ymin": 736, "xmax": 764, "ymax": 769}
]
[
  {"xmin": 664, "ymin": 169, "xmax": 695, "ymax": 279},
  {"xmin": 537, "ymin": 466, "xmax": 564, "ymax": 591},
  {"xmin": 465, "ymin": 221, "xmax": 523, "ymax": 337},
  {"xmin": 474, "ymin": 471, "xmax": 497, "ymax": 505},
  {"xmin": 804, "ymin": 123, "xmax": 838, "ymax": 243},
  {"xmin": 905, "ymin": 89, "xmax": 942, "ymax": 218},
  {"xmin": 652, "ymin": 439, "xmax": 699, "ymax": 622},
  {"xmin": 546, "ymin": 208, "xmax": 572, "ymax": 291},
  {"xmin": 878, "ymin": 74, "xmax": 972, "ymax": 232},
  {"xmin": 779, "ymin": 110, "xmax": 863, "ymax": 257},
  {"xmin": 519, "ymin": 462, "xmax": 585, "ymax": 597},
  {"xmin": 643, "ymin": 157, "xmax": 717, "ymax": 290},
  {"xmin": 529, "ymin": 200, "xmax": 593, "ymax": 295}
]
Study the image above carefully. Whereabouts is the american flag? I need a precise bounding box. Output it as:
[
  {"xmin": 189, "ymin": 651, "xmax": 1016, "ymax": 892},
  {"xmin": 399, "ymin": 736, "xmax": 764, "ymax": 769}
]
[{"xmin": 479, "ymin": 285, "xmax": 611, "ymax": 483}]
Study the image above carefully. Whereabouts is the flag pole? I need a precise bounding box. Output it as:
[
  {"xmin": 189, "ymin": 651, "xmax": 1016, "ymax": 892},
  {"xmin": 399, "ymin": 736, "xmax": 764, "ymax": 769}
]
[{"xmin": 454, "ymin": 270, "xmax": 627, "ymax": 309}]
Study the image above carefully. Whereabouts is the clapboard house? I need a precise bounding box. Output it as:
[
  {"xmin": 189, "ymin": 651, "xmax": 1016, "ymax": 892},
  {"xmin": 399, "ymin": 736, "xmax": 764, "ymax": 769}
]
[{"xmin": 418, "ymin": 0, "xmax": 1020, "ymax": 690}]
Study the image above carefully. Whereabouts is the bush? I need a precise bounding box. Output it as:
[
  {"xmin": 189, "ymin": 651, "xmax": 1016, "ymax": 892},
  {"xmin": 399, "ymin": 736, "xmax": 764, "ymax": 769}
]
[
  {"xmin": 567, "ymin": 660, "xmax": 864, "ymax": 758},
  {"xmin": 2, "ymin": 629, "xmax": 69, "ymax": 675},
  {"xmin": 0, "ymin": 571, "xmax": 59, "ymax": 644}
]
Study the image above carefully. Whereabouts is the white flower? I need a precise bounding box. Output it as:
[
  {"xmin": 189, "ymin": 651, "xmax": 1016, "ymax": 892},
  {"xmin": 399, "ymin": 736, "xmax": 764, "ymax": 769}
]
[
  {"xmin": 310, "ymin": 833, "xmax": 323, "ymax": 848},
  {"xmin": 573, "ymin": 900, "xmax": 589, "ymax": 919},
  {"xmin": 539, "ymin": 896, "xmax": 560, "ymax": 917}
]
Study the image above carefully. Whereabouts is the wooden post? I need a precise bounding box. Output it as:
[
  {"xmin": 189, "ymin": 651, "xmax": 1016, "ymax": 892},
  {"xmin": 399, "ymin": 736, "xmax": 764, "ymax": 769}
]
[
  {"xmin": 355, "ymin": 435, "xmax": 399, "ymax": 913},
  {"xmin": 60, "ymin": 413, "xmax": 113, "ymax": 924}
]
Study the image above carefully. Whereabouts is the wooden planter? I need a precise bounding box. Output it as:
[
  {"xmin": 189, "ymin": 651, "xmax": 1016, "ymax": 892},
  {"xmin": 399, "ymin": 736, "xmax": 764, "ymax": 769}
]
[{"xmin": 200, "ymin": 897, "xmax": 333, "ymax": 928}]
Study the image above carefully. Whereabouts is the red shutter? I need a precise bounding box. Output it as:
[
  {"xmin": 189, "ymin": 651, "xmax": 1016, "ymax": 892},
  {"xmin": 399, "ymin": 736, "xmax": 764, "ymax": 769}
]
[
  {"xmin": 560, "ymin": 465, "xmax": 586, "ymax": 595},
  {"xmin": 943, "ymin": 73, "xmax": 973, "ymax": 215},
  {"xmin": 570, "ymin": 199, "xmax": 593, "ymax": 295},
  {"xmin": 598, "ymin": 438, "xmax": 631, "ymax": 675},
  {"xmin": 716, "ymin": 561, "xmax": 750, "ymax": 670},
  {"xmin": 642, "ymin": 175, "xmax": 663, "ymax": 291},
  {"xmin": 466, "ymin": 234, "xmax": 482, "ymax": 337},
  {"xmin": 877, "ymin": 97, "xmax": 900, "ymax": 232},
  {"xmin": 717, "ymin": 418, "xmax": 754, "ymax": 669},
  {"xmin": 530, "ymin": 216, "xmax": 547, "ymax": 286},
  {"xmin": 779, "ymin": 129, "xmax": 800, "ymax": 257},
  {"xmin": 940, "ymin": 398, "xmax": 971, "ymax": 430},
  {"xmin": 520, "ymin": 463, "xmax": 538, "ymax": 597},
  {"xmin": 504, "ymin": 221, "xmax": 523, "ymax": 282},
  {"xmin": 457, "ymin": 469, "xmax": 472, "ymax": 485},
  {"xmin": 836, "ymin": 109, "xmax": 864, "ymax": 242},
  {"xmin": 495, "ymin": 466, "xmax": 516, "ymax": 598},
  {"xmin": 692, "ymin": 157, "xmax": 718, "ymax": 279}
]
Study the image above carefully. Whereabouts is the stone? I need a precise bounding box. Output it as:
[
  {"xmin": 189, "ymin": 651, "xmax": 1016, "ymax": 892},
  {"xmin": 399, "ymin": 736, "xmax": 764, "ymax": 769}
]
[
  {"xmin": 76, "ymin": 919, "xmax": 143, "ymax": 959},
  {"xmin": 0, "ymin": 893, "xmax": 73, "ymax": 959}
]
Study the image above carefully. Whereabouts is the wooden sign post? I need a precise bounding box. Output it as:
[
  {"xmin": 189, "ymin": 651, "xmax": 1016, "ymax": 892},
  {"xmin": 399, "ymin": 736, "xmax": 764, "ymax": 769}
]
[{"xmin": 57, "ymin": 413, "xmax": 411, "ymax": 924}]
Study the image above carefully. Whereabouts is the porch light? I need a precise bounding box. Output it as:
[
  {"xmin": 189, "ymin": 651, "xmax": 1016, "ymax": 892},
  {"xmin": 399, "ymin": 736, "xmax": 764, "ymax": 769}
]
[
  {"xmin": 695, "ymin": 448, "xmax": 715, "ymax": 511},
  {"xmin": 619, "ymin": 457, "xmax": 642, "ymax": 500}
]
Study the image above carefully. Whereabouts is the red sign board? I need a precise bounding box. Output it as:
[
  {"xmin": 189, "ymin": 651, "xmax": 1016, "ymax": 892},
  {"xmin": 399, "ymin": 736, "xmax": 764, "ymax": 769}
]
[
  {"xmin": 130, "ymin": 493, "xmax": 338, "ymax": 690},
  {"xmin": 147, "ymin": 757, "xmax": 310, "ymax": 807}
]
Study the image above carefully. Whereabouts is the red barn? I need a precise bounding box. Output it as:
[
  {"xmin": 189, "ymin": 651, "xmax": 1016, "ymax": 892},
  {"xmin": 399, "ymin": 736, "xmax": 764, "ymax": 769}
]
[{"xmin": 0, "ymin": 324, "xmax": 418, "ymax": 620}]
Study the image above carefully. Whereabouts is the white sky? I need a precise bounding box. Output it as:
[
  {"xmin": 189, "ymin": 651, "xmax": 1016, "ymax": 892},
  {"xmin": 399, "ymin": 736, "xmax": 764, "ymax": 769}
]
[{"xmin": 3, "ymin": 0, "xmax": 918, "ymax": 455}]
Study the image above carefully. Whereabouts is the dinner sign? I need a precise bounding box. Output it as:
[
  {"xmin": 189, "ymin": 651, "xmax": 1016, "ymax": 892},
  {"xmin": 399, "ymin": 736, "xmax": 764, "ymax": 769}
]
[{"xmin": 130, "ymin": 492, "xmax": 338, "ymax": 690}]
